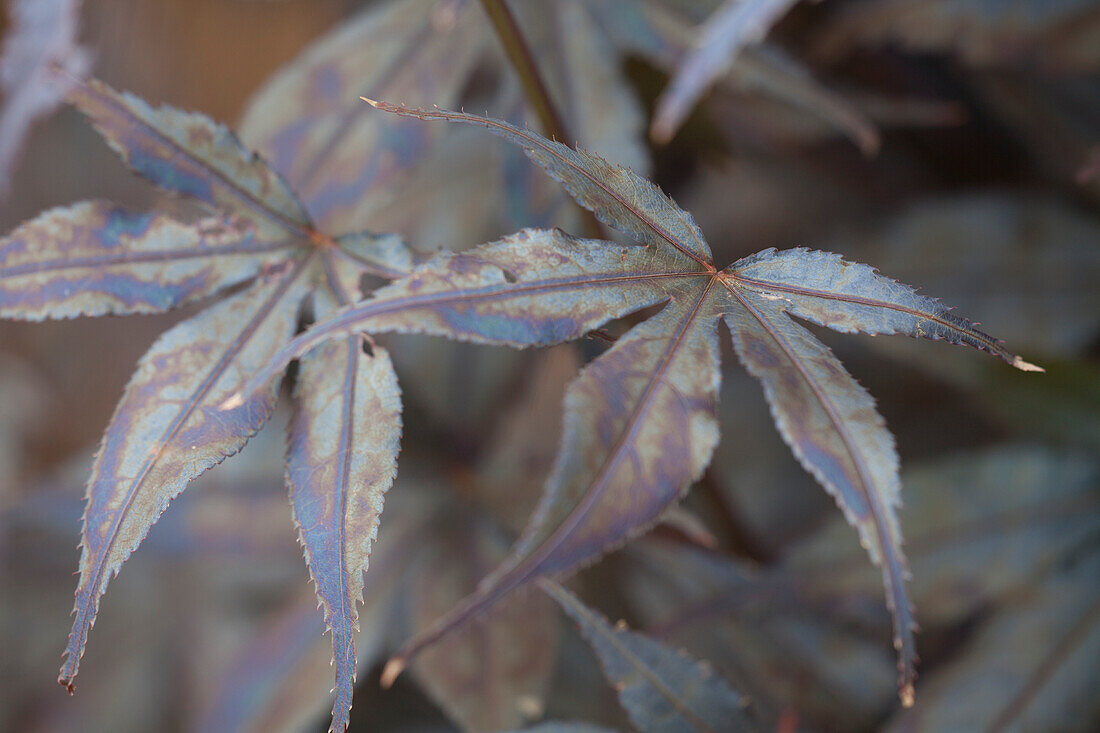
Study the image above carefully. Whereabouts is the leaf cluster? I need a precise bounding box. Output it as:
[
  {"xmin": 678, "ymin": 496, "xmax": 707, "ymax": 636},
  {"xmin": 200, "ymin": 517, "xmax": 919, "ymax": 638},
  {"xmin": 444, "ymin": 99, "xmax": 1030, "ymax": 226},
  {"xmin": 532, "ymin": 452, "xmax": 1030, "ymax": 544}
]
[{"xmin": 1, "ymin": 1, "xmax": 1097, "ymax": 732}]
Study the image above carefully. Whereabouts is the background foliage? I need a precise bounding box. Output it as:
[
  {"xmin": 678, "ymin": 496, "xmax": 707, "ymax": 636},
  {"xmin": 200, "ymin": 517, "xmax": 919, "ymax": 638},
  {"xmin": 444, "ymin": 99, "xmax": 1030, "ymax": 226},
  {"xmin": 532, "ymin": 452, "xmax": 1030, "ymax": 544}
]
[{"xmin": 0, "ymin": 0, "xmax": 1097, "ymax": 731}]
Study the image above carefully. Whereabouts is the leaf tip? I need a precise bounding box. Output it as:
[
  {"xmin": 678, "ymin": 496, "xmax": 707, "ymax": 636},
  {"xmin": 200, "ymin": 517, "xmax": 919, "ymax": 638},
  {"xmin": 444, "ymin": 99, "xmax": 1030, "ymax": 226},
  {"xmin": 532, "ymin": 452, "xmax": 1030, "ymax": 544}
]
[
  {"xmin": 1012, "ymin": 356, "xmax": 1044, "ymax": 373},
  {"xmin": 379, "ymin": 657, "xmax": 406, "ymax": 689},
  {"xmin": 360, "ymin": 96, "xmax": 380, "ymax": 108},
  {"xmin": 900, "ymin": 683, "xmax": 916, "ymax": 708}
]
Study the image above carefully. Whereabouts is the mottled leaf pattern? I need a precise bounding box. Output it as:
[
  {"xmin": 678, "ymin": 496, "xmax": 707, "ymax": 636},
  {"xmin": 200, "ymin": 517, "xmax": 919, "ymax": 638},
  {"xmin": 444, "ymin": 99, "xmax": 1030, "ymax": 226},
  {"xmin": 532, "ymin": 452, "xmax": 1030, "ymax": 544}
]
[
  {"xmin": 542, "ymin": 580, "xmax": 754, "ymax": 733},
  {"xmin": 60, "ymin": 264, "xmax": 312, "ymax": 685},
  {"xmin": 0, "ymin": 75, "xmax": 416, "ymax": 733},
  {"xmin": 238, "ymin": 0, "xmax": 490, "ymax": 231},
  {"xmin": 0, "ymin": 201, "xmax": 290, "ymax": 320},
  {"xmin": 287, "ymin": 332, "xmax": 401, "ymax": 730},
  {"xmin": 360, "ymin": 102, "xmax": 713, "ymax": 266},
  {"xmin": 243, "ymin": 228, "xmax": 696, "ymax": 380},
  {"xmin": 728, "ymin": 247, "xmax": 1042, "ymax": 370},
  {"xmin": 0, "ymin": 5, "xmax": 1058, "ymax": 726},
  {"xmin": 69, "ymin": 78, "xmax": 312, "ymax": 234},
  {"xmin": 722, "ymin": 290, "xmax": 916, "ymax": 701},
  {"xmin": 273, "ymin": 103, "xmax": 1036, "ymax": 706}
]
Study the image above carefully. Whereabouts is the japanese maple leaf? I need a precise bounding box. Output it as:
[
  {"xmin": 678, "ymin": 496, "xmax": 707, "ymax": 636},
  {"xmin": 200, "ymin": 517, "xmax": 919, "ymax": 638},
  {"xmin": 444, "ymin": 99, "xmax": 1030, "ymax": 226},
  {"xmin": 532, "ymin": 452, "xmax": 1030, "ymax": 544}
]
[
  {"xmin": 0, "ymin": 77, "xmax": 413, "ymax": 732},
  {"xmin": 248, "ymin": 101, "xmax": 1041, "ymax": 707}
]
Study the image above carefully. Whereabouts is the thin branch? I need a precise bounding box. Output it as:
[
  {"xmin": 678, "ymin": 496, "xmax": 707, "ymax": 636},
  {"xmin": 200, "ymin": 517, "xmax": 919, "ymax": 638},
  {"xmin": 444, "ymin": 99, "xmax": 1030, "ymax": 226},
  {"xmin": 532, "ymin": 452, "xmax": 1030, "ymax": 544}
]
[
  {"xmin": 479, "ymin": 0, "xmax": 571, "ymax": 144},
  {"xmin": 477, "ymin": 0, "xmax": 606, "ymax": 240}
]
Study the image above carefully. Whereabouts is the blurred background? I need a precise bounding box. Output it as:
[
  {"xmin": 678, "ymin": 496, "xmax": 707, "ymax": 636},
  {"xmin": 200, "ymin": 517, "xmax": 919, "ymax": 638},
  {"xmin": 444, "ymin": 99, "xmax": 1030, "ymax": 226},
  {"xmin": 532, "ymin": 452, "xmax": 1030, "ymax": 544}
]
[{"xmin": 1, "ymin": 1, "xmax": 1098, "ymax": 731}]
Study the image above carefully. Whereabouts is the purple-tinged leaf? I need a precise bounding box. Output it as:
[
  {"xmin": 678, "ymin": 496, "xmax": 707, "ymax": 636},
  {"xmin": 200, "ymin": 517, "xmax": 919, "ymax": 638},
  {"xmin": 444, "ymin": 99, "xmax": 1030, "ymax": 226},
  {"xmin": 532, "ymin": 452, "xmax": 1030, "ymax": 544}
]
[
  {"xmin": 541, "ymin": 580, "xmax": 754, "ymax": 733},
  {"xmin": 620, "ymin": 539, "xmax": 897, "ymax": 731},
  {"xmin": 287, "ymin": 337, "xmax": 401, "ymax": 733},
  {"xmin": 363, "ymin": 102, "xmax": 713, "ymax": 267},
  {"xmin": 230, "ymin": 228, "xmax": 700, "ymax": 397},
  {"xmin": 830, "ymin": 194, "xmax": 1100, "ymax": 358},
  {"xmin": 476, "ymin": 345, "xmax": 585, "ymax": 533},
  {"xmin": 651, "ymin": 0, "xmax": 802, "ymax": 143},
  {"xmin": 0, "ymin": 0, "xmax": 91, "ymax": 197},
  {"xmin": 195, "ymin": 587, "xmax": 392, "ymax": 733},
  {"xmin": 722, "ymin": 288, "xmax": 918, "ymax": 705},
  {"xmin": 68, "ymin": 78, "xmax": 312, "ymax": 235},
  {"xmin": 588, "ymin": 0, "xmax": 878, "ymax": 153},
  {"xmin": 789, "ymin": 445, "xmax": 1100, "ymax": 630},
  {"xmin": 293, "ymin": 105, "xmax": 1039, "ymax": 706},
  {"xmin": 407, "ymin": 509, "xmax": 560, "ymax": 733},
  {"xmin": 725, "ymin": 46, "xmax": 881, "ymax": 155},
  {"xmin": 728, "ymin": 247, "xmax": 1043, "ymax": 371},
  {"xmin": 195, "ymin": 596, "xmax": 333, "ymax": 733},
  {"xmin": 0, "ymin": 201, "xmax": 294, "ymax": 320},
  {"xmin": 59, "ymin": 259, "xmax": 313, "ymax": 689},
  {"xmin": 383, "ymin": 290, "xmax": 724, "ymax": 683},
  {"xmin": 332, "ymin": 231, "xmax": 417, "ymax": 287},
  {"xmin": 283, "ymin": 243, "xmax": 411, "ymax": 732},
  {"xmin": 238, "ymin": 0, "xmax": 489, "ymax": 230},
  {"xmin": 524, "ymin": 0, "xmax": 649, "ymax": 172}
]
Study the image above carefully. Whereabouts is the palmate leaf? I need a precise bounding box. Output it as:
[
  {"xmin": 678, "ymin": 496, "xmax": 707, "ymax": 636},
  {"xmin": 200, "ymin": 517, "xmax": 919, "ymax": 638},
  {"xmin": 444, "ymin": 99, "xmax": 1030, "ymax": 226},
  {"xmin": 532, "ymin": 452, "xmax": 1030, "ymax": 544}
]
[
  {"xmin": 250, "ymin": 102, "xmax": 1041, "ymax": 706},
  {"xmin": 0, "ymin": 76, "xmax": 415, "ymax": 732}
]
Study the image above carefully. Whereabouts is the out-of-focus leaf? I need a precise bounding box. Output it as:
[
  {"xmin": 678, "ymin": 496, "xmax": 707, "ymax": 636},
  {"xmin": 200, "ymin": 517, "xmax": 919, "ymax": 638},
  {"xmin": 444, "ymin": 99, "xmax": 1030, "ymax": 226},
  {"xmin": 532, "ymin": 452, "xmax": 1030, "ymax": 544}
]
[
  {"xmin": 475, "ymin": 344, "xmax": 583, "ymax": 533},
  {"xmin": 0, "ymin": 354, "xmax": 52, "ymax": 499},
  {"xmin": 505, "ymin": 723, "xmax": 618, "ymax": 733},
  {"xmin": 0, "ymin": 0, "xmax": 91, "ymax": 196},
  {"xmin": 193, "ymin": 594, "xmax": 334, "ymax": 733},
  {"xmin": 619, "ymin": 539, "xmax": 896, "ymax": 731},
  {"xmin": 0, "ymin": 202, "xmax": 289, "ymax": 320},
  {"xmin": 709, "ymin": 366, "xmax": 827, "ymax": 554},
  {"xmin": 969, "ymin": 72, "xmax": 1100, "ymax": 202},
  {"xmin": 194, "ymin": 458, "xmax": 437, "ymax": 733},
  {"xmin": 541, "ymin": 579, "xmax": 755, "ymax": 733},
  {"xmin": 717, "ymin": 45, "xmax": 882, "ymax": 155},
  {"xmin": 834, "ymin": 194, "xmax": 1100, "ymax": 358},
  {"xmin": 651, "ymin": 0, "xmax": 802, "ymax": 143},
  {"xmin": 789, "ymin": 445, "xmax": 1100, "ymax": 629},
  {"xmin": 884, "ymin": 552, "xmax": 1100, "ymax": 732},
  {"xmin": 278, "ymin": 104, "xmax": 1036, "ymax": 703},
  {"xmin": 239, "ymin": 0, "xmax": 492, "ymax": 233},
  {"xmin": 973, "ymin": 359, "xmax": 1100, "ymax": 450},
  {"xmin": 407, "ymin": 507, "xmax": 560, "ymax": 733},
  {"xmin": 591, "ymin": 0, "xmax": 879, "ymax": 153},
  {"xmin": 516, "ymin": 0, "xmax": 649, "ymax": 173},
  {"xmin": 642, "ymin": 446, "xmax": 1098, "ymax": 729},
  {"xmin": 817, "ymin": 0, "xmax": 1100, "ymax": 72}
]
